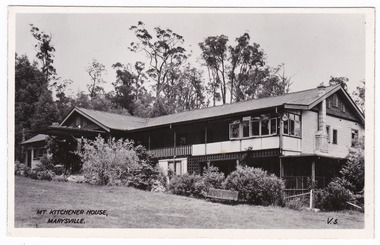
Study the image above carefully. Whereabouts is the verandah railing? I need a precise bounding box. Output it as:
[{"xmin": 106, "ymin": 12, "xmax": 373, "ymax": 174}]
[
  {"xmin": 148, "ymin": 145, "xmax": 192, "ymax": 158},
  {"xmin": 283, "ymin": 176, "xmax": 329, "ymax": 193}
]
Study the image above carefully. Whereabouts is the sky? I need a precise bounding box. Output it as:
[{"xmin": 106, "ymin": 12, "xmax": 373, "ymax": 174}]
[{"xmin": 15, "ymin": 10, "xmax": 367, "ymax": 99}]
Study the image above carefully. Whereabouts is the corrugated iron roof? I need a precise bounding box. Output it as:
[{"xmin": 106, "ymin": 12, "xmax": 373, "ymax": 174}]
[
  {"xmin": 144, "ymin": 85, "xmax": 340, "ymax": 128},
  {"xmin": 66, "ymin": 85, "xmax": 340, "ymax": 131},
  {"xmin": 21, "ymin": 134, "xmax": 47, "ymax": 144},
  {"xmin": 75, "ymin": 107, "xmax": 147, "ymax": 131}
]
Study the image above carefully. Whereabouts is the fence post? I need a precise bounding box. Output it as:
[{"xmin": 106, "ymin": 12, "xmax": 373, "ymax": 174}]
[{"xmin": 309, "ymin": 189, "xmax": 313, "ymax": 209}]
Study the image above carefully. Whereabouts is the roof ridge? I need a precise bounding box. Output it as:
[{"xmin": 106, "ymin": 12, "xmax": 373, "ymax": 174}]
[
  {"xmin": 76, "ymin": 107, "xmax": 145, "ymax": 120},
  {"xmin": 149, "ymin": 85, "xmax": 340, "ymax": 120}
]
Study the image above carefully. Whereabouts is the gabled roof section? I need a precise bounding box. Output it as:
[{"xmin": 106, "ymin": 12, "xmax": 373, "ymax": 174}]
[
  {"xmin": 21, "ymin": 134, "xmax": 47, "ymax": 145},
  {"xmin": 60, "ymin": 107, "xmax": 147, "ymax": 131}
]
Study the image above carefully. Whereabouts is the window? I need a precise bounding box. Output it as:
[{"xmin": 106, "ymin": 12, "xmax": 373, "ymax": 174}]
[
  {"xmin": 242, "ymin": 117, "xmax": 250, "ymax": 137},
  {"xmin": 261, "ymin": 119, "xmax": 270, "ymax": 135},
  {"xmin": 333, "ymin": 94, "xmax": 338, "ymax": 107},
  {"xmin": 332, "ymin": 129, "xmax": 338, "ymax": 144},
  {"xmin": 33, "ymin": 148, "xmax": 45, "ymax": 160},
  {"xmin": 294, "ymin": 115, "xmax": 301, "ymax": 136},
  {"xmin": 327, "ymin": 99, "xmax": 331, "ymax": 108},
  {"xmin": 326, "ymin": 125, "xmax": 331, "ymax": 143},
  {"xmin": 229, "ymin": 121, "xmax": 240, "ymax": 139},
  {"xmin": 251, "ymin": 120, "xmax": 260, "ymax": 136},
  {"xmin": 342, "ymin": 104, "xmax": 346, "ymax": 113},
  {"xmin": 271, "ymin": 118, "xmax": 278, "ymax": 135},
  {"xmin": 283, "ymin": 118, "xmax": 289, "ymax": 135},
  {"xmin": 351, "ymin": 129, "xmax": 359, "ymax": 147},
  {"xmin": 168, "ymin": 161, "xmax": 182, "ymax": 175},
  {"xmin": 230, "ymin": 115, "xmax": 279, "ymax": 139},
  {"xmin": 282, "ymin": 113, "xmax": 301, "ymax": 137}
]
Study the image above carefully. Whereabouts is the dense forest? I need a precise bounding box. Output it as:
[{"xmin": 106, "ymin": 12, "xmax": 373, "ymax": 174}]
[{"xmin": 14, "ymin": 22, "xmax": 365, "ymax": 162}]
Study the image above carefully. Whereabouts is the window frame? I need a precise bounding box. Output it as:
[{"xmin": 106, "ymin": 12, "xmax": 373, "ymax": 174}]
[
  {"xmin": 326, "ymin": 125, "xmax": 331, "ymax": 143},
  {"xmin": 332, "ymin": 129, "xmax": 338, "ymax": 144},
  {"xmin": 229, "ymin": 120, "xmax": 241, "ymax": 139}
]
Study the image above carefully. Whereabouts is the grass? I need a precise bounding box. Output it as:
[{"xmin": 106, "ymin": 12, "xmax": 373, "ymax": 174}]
[{"xmin": 14, "ymin": 176, "xmax": 364, "ymax": 228}]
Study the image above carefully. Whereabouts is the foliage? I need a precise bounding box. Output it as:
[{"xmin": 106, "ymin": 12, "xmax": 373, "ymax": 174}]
[
  {"xmin": 168, "ymin": 173, "xmax": 202, "ymax": 197},
  {"xmin": 223, "ymin": 166, "xmax": 285, "ymax": 205},
  {"xmin": 47, "ymin": 136, "xmax": 82, "ymax": 174},
  {"xmin": 79, "ymin": 136, "xmax": 140, "ymax": 185},
  {"xmin": 199, "ymin": 35, "xmax": 229, "ymax": 104},
  {"xmin": 352, "ymin": 80, "xmax": 365, "ymax": 114},
  {"xmin": 328, "ymin": 76, "xmax": 349, "ymax": 90},
  {"xmin": 15, "ymin": 162, "xmax": 31, "ymax": 177},
  {"xmin": 111, "ymin": 62, "xmax": 147, "ymax": 115},
  {"xmin": 127, "ymin": 162, "xmax": 162, "ymax": 191},
  {"xmin": 14, "ymin": 54, "xmax": 46, "ymax": 161},
  {"xmin": 86, "ymin": 59, "xmax": 107, "ymax": 100},
  {"xmin": 194, "ymin": 166, "xmax": 225, "ymax": 197},
  {"xmin": 30, "ymin": 24, "xmax": 57, "ymax": 83},
  {"xmin": 31, "ymin": 89, "xmax": 59, "ymax": 129},
  {"xmin": 330, "ymin": 141, "xmax": 364, "ymax": 204},
  {"xmin": 129, "ymin": 21, "xmax": 188, "ymax": 102},
  {"xmin": 314, "ymin": 179, "xmax": 354, "ymax": 211}
]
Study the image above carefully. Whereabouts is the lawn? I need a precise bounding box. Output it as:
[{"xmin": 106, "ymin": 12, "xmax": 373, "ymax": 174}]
[{"xmin": 14, "ymin": 176, "xmax": 364, "ymax": 229}]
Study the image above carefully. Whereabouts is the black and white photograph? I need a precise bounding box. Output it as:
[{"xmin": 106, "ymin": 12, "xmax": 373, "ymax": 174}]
[{"xmin": 5, "ymin": 5, "xmax": 376, "ymax": 240}]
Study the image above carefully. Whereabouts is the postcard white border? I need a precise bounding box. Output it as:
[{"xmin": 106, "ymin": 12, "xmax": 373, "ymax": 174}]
[{"xmin": 6, "ymin": 5, "xmax": 376, "ymax": 240}]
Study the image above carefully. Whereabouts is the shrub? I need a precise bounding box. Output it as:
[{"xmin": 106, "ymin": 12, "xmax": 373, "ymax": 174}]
[
  {"xmin": 37, "ymin": 170, "xmax": 55, "ymax": 181},
  {"xmin": 169, "ymin": 173, "xmax": 202, "ymax": 197},
  {"xmin": 314, "ymin": 179, "xmax": 354, "ymax": 211},
  {"xmin": 223, "ymin": 166, "xmax": 285, "ymax": 206},
  {"xmin": 79, "ymin": 136, "xmax": 141, "ymax": 185},
  {"xmin": 194, "ymin": 166, "xmax": 225, "ymax": 197},
  {"xmin": 15, "ymin": 162, "xmax": 31, "ymax": 177},
  {"xmin": 53, "ymin": 175, "xmax": 68, "ymax": 182},
  {"xmin": 127, "ymin": 162, "xmax": 162, "ymax": 190}
]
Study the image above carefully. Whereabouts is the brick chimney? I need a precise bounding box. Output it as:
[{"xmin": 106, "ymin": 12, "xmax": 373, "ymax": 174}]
[{"xmin": 315, "ymin": 83, "xmax": 328, "ymax": 153}]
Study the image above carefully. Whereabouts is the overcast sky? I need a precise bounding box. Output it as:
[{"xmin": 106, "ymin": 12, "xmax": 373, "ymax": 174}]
[{"xmin": 15, "ymin": 10, "xmax": 367, "ymax": 97}]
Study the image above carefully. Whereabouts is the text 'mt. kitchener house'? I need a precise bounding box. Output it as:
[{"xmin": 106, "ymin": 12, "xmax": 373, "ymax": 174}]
[{"xmin": 23, "ymin": 84, "xmax": 365, "ymax": 192}]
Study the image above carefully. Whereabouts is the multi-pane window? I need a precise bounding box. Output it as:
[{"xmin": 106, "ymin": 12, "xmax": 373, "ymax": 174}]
[
  {"xmin": 283, "ymin": 113, "xmax": 301, "ymax": 137},
  {"xmin": 332, "ymin": 129, "xmax": 338, "ymax": 144},
  {"xmin": 230, "ymin": 115, "xmax": 279, "ymax": 139},
  {"xmin": 351, "ymin": 129, "xmax": 359, "ymax": 147}
]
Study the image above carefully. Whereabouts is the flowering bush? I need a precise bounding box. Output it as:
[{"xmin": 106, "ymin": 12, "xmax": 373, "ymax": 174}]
[
  {"xmin": 223, "ymin": 166, "xmax": 285, "ymax": 205},
  {"xmin": 79, "ymin": 136, "xmax": 141, "ymax": 185}
]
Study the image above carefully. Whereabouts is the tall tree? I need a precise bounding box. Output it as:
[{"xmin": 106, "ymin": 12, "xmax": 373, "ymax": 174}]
[
  {"xmin": 199, "ymin": 35, "xmax": 229, "ymax": 104},
  {"xmin": 129, "ymin": 21, "xmax": 187, "ymax": 102},
  {"xmin": 86, "ymin": 59, "xmax": 106, "ymax": 100},
  {"xmin": 228, "ymin": 33, "xmax": 265, "ymax": 102},
  {"xmin": 111, "ymin": 61, "xmax": 146, "ymax": 115},
  {"xmin": 29, "ymin": 24, "xmax": 57, "ymax": 85},
  {"xmin": 14, "ymin": 54, "xmax": 46, "ymax": 161}
]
